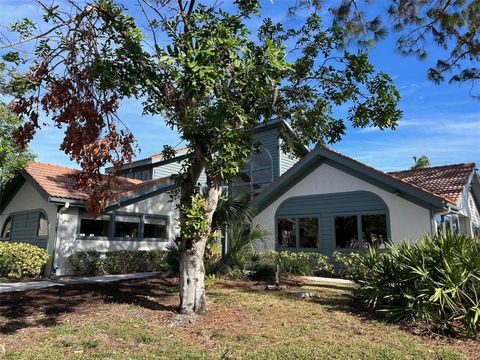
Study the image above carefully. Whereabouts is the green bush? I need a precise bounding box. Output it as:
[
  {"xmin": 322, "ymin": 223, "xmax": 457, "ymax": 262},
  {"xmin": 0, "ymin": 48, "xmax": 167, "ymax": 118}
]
[
  {"xmin": 0, "ymin": 242, "xmax": 49, "ymax": 278},
  {"xmin": 67, "ymin": 250, "xmax": 167, "ymax": 275},
  {"xmin": 352, "ymin": 233, "xmax": 480, "ymax": 335},
  {"xmin": 333, "ymin": 251, "xmax": 370, "ymax": 280},
  {"xmin": 251, "ymin": 250, "xmax": 334, "ymax": 280}
]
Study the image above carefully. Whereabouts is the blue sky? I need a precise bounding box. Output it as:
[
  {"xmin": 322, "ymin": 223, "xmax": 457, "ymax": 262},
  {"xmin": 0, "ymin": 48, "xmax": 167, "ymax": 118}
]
[{"xmin": 0, "ymin": 0, "xmax": 478, "ymax": 172}]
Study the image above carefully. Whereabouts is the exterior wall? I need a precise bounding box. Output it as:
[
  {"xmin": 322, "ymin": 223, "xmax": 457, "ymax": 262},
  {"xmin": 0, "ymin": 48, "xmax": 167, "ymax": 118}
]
[
  {"xmin": 253, "ymin": 163, "xmax": 433, "ymax": 253},
  {"xmin": 0, "ymin": 181, "xmax": 58, "ymax": 272},
  {"xmin": 153, "ymin": 159, "xmax": 206, "ymax": 184},
  {"xmin": 468, "ymin": 190, "xmax": 480, "ymax": 226},
  {"xmin": 253, "ymin": 127, "xmax": 280, "ymax": 179},
  {"xmin": 279, "ymin": 138, "xmax": 299, "ymax": 176},
  {"xmin": 54, "ymin": 191, "xmax": 179, "ymax": 275}
]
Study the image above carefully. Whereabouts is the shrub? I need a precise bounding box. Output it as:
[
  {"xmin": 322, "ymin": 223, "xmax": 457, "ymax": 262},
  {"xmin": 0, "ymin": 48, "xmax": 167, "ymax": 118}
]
[
  {"xmin": 0, "ymin": 242, "xmax": 49, "ymax": 278},
  {"xmin": 251, "ymin": 250, "xmax": 334, "ymax": 280},
  {"xmin": 352, "ymin": 233, "xmax": 480, "ymax": 335},
  {"xmin": 333, "ymin": 251, "xmax": 370, "ymax": 280},
  {"xmin": 67, "ymin": 250, "xmax": 167, "ymax": 275},
  {"xmin": 67, "ymin": 251, "xmax": 103, "ymax": 275}
]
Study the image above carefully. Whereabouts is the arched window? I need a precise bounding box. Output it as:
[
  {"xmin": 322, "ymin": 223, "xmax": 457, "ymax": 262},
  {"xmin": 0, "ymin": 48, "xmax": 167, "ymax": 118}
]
[
  {"xmin": 1, "ymin": 216, "xmax": 12, "ymax": 239},
  {"xmin": 234, "ymin": 148, "xmax": 273, "ymax": 198},
  {"xmin": 37, "ymin": 211, "xmax": 48, "ymax": 238}
]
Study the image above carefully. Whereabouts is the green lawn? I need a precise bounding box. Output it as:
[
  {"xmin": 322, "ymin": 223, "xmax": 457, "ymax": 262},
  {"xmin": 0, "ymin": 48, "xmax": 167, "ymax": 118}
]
[{"xmin": 0, "ymin": 276, "xmax": 477, "ymax": 359}]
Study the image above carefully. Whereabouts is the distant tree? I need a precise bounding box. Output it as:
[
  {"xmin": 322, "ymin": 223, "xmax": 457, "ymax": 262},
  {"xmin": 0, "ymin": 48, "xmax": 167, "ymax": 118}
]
[
  {"xmin": 0, "ymin": 0, "xmax": 401, "ymax": 315},
  {"xmin": 411, "ymin": 155, "xmax": 431, "ymax": 170},
  {"xmin": 0, "ymin": 102, "xmax": 34, "ymax": 188},
  {"xmin": 292, "ymin": 0, "xmax": 480, "ymax": 98}
]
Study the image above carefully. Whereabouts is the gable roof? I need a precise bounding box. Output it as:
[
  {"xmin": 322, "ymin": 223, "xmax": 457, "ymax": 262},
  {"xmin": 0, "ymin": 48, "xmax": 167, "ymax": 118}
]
[
  {"xmin": 253, "ymin": 146, "xmax": 465, "ymax": 212},
  {"xmin": 22, "ymin": 162, "xmax": 171, "ymax": 204},
  {"xmin": 388, "ymin": 163, "xmax": 476, "ymax": 204}
]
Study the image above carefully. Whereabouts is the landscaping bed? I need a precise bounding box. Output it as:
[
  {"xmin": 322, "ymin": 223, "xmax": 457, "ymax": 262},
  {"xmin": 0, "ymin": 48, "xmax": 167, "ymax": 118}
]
[{"xmin": 1, "ymin": 274, "xmax": 478, "ymax": 359}]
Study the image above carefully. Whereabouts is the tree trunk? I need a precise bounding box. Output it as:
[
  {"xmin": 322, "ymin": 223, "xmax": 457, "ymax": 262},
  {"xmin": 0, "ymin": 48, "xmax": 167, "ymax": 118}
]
[{"xmin": 179, "ymin": 185, "xmax": 219, "ymax": 315}]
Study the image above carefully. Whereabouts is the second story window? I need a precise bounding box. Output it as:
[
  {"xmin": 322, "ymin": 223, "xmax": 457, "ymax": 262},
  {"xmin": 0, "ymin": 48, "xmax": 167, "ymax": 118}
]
[{"xmin": 234, "ymin": 148, "xmax": 273, "ymax": 198}]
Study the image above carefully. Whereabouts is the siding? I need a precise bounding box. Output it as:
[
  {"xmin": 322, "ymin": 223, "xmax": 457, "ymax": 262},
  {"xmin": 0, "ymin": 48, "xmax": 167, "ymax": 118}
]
[
  {"xmin": 279, "ymin": 138, "xmax": 299, "ymax": 175},
  {"xmin": 253, "ymin": 127, "xmax": 280, "ymax": 179},
  {"xmin": 153, "ymin": 159, "xmax": 206, "ymax": 184},
  {"xmin": 469, "ymin": 190, "xmax": 480, "ymax": 226},
  {"xmin": 276, "ymin": 191, "xmax": 389, "ymax": 255},
  {"xmin": 9, "ymin": 210, "xmax": 48, "ymax": 249}
]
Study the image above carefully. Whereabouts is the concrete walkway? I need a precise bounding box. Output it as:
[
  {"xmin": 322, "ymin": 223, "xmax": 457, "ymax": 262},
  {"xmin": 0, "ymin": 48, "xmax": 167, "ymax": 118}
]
[
  {"xmin": 302, "ymin": 276, "xmax": 353, "ymax": 284},
  {"xmin": 0, "ymin": 272, "xmax": 159, "ymax": 294}
]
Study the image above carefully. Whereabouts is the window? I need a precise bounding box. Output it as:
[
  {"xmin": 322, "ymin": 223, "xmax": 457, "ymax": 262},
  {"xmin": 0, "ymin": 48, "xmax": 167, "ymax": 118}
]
[
  {"xmin": 278, "ymin": 218, "xmax": 296, "ymax": 248},
  {"xmin": 114, "ymin": 215, "xmax": 140, "ymax": 238},
  {"xmin": 362, "ymin": 215, "xmax": 387, "ymax": 248},
  {"xmin": 435, "ymin": 214, "xmax": 460, "ymax": 235},
  {"xmin": 335, "ymin": 216, "xmax": 359, "ymax": 249},
  {"xmin": 299, "ymin": 217, "xmax": 319, "ymax": 248},
  {"xmin": 142, "ymin": 169, "xmax": 150, "ymax": 181},
  {"xmin": 79, "ymin": 216, "xmax": 110, "ymax": 237},
  {"xmin": 234, "ymin": 148, "xmax": 272, "ymax": 198},
  {"xmin": 143, "ymin": 217, "xmax": 167, "ymax": 240},
  {"xmin": 1, "ymin": 216, "xmax": 12, "ymax": 239},
  {"xmin": 37, "ymin": 212, "xmax": 48, "ymax": 237}
]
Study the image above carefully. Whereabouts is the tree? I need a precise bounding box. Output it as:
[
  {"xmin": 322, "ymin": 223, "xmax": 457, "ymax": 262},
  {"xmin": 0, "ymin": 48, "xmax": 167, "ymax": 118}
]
[
  {"xmin": 0, "ymin": 102, "xmax": 34, "ymax": 188},
  {"xmin": 411, "ymin": 155, "xmax": 431, "ymax": 170},
  {"xmin": 0, "ymin": 0, "xmax": 401, "ymax": 315},
  {"xmin": 292, "ymin": 0, "xmax": 480, "ymax": 98}
]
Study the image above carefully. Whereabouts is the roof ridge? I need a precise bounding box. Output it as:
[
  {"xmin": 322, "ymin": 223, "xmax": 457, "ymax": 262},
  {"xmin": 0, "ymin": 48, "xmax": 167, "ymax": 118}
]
[{"xmin": 389, "ymin": 162, "xmax": 476, "ymax": 174}]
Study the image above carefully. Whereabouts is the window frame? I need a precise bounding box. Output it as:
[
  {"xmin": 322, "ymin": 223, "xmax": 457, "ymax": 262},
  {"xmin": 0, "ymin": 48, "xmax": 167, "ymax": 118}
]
[
  {"xmin": 77, "ymin": 211, "xmax": 169, "ymax": 242},
  {"xmin": 1, "ymin": 215, "xmax": 13, "ymax": 241},
  {"xmin": 276, "ymin": 215, "xmax": 321, "ymax": 251},
  {"xmin": 332, "ymin": 211, "xmax": 390, "ymax": 252},
  {"xmin": 36, "ymin": 210, "xmax": 49, "ymax": 239},
  {"xmin": 234, "ymin": 148, "xmax": 273, "ymax": 198}
]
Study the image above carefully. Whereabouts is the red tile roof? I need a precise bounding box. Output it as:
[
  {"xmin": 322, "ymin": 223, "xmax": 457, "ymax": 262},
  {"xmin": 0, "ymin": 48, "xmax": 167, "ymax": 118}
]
[
  {"xmin": 388, "ymin": 163, "xmax": 476, "ymax": 204},
  {"xmin": 25, "ymin": 162, "xmax": 169, "ymax": 201}
]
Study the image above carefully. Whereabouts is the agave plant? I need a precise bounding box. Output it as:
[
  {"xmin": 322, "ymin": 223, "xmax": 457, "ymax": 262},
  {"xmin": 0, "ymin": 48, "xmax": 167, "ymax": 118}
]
[{"xmin": 352, "ymin": 232, "xmax": 480, "ymax": 335}]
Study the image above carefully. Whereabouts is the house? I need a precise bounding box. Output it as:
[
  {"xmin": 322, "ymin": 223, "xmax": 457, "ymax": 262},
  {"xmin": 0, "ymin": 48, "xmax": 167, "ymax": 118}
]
[{"xmin": 1, "ymin": 120, "xmax": 479, "ymax": 275}]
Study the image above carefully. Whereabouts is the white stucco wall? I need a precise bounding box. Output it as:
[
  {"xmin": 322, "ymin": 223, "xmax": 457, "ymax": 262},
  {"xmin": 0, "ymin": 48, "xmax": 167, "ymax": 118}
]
[
  {"xmin": 54, "ymin": 191, "xmax": 179, "ymax": 275},
  {"xmin": 253, "ymin": 163, "xmax": 433, "ymax": 251},
  {"xmin": 0, "ymin": 181, "xmax": 59, "ymax": 272}
]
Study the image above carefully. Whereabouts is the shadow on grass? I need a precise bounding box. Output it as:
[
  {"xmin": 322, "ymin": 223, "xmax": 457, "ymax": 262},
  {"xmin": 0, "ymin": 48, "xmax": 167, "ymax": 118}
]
[{"xmin": 0, "ymin": 275, "xmax": 178, "ymax": 334}]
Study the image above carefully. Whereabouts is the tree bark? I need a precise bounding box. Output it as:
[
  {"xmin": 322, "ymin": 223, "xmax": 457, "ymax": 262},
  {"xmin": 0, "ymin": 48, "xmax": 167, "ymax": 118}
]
[{"xmin": 178, "ymin": 183, "xmax": 220, "ymax": 315}]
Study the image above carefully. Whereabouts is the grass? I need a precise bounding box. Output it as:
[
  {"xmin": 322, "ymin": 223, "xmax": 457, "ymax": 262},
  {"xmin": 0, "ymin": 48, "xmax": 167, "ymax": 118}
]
[{"xmin": 0, "ymin": 276, "xmax": 477, "ymax": 359}]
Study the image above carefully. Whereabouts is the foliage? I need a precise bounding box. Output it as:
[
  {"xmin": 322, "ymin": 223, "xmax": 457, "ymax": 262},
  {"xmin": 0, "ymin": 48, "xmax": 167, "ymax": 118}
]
[
  {"xmin": 333, "ymin": 251, "xmax": 369, "ymax": 280},
  {"xmin": 251, "ymin": 250, "xmax": 334, "ymax": 281},
  {"xmin": 351, "ymin": 233, "xmax": 480, "ymax": 335},
  {"xmin": 67, "ymin": 250, "xmax": 167, "ymax": 275},
  {"xmin": 164, "ymin": 242, "xmax": 182, "ymax": 274},
  {"xmin": 293, "ymin": 1, "xmax": 480, "ymax": 98},
  {"xmin": 224, "ymin": 222, "xmax": 268, "ymax": 270},
  {"xmin": 0, "ymin": 241, "xmax": 49, "ymax": 278},
  {"xmin": 0, "ymin": 102, "xmax": 34, "ymax": 188},
  {"xmin": 204, "ymin": 274, "xmax": 218, "ymax": 290},
  {"xmin": 411, "ymin": 155, "xmax": 431, "ymax": 170}
]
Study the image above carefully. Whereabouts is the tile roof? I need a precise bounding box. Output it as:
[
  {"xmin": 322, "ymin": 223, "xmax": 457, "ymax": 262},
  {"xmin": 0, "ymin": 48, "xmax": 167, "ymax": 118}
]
[
  {"xmin": 25, "ymin": 162, "xmax": 169, "ymax": 202},
  {"xmin": 388, "ymin": 163, "xmax": 476, "ymax": 204}
]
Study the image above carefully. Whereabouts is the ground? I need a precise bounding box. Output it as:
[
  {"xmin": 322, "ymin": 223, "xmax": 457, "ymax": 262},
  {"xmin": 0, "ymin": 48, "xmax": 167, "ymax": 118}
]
[{"xmin": 0, "ymin": 275, "xmax": 478, "ymax": 359}]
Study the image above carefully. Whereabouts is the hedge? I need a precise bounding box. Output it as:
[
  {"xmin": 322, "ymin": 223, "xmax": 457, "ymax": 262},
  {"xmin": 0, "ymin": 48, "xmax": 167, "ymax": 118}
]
[
  {"xmin": 67, "ymin": 250, "xmax": 167, "ymax": 275},
  {"xmin": 0, "ymin": 242, "xmax": 49, "ymax": 279}
]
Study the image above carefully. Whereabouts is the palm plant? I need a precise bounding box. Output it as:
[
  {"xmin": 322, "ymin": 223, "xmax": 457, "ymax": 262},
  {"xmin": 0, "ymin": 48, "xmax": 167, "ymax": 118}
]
[{"xmin": 411, "ymin": 155, "xmax": 431, "ymax": 169}]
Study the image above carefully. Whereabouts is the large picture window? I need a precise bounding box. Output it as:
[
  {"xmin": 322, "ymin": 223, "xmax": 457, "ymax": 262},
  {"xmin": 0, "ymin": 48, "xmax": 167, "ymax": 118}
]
[
  {"xmin": 335, "ymin": 213, "xmax": 388, "ymax": 249},
  {"xmin": 234, "ymin": 148, "xmax": 273, "ymax": 198},
  {"xmin": 277, "ymin": 217, "xmax": 320, "ymax": 249},
  {"xmin": 114, "ymin": 215, "xmax": 140, "ymax": 238},
  {"xmin": 143, "ymin": 217, "xmax": 167, "ymax": 240},
  {"xmin": 79, "ymin": 216, "xmax": 110, "ymax": 237}
]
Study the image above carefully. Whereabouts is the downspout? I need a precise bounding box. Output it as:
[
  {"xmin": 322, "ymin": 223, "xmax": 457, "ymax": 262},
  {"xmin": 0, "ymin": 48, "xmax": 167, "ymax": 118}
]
[{"xmin": 51, "ymin": 202, "xmax": 70, "ymax": 274}]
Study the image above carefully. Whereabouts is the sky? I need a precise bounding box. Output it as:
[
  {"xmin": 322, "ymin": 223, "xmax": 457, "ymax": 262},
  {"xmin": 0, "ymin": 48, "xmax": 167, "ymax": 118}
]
[{"xmin": 0, "ymin": 0, "xmax": 479, "ymax": 172}]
